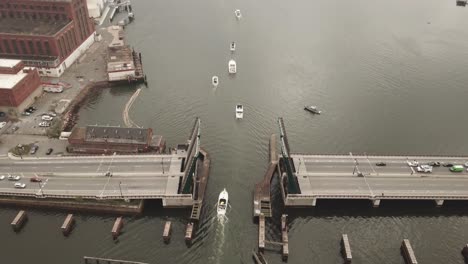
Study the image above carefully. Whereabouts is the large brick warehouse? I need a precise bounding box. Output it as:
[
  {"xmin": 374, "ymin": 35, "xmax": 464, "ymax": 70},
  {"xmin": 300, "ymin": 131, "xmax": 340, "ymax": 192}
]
[{"xmin": 0, "ymin": 0, "xmax": 95, "ymax": 77}]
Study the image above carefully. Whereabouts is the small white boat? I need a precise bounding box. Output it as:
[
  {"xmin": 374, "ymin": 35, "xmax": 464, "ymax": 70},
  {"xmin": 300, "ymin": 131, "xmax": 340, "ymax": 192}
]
[
  {"xmin": 228, "ymin": 59, "xmax": 236, "ymax": 74},
  {"xmin": 235, "ymin": 104, "xmax": 243, "ymax": 119},
  {"xmin": 304, "ymin": 105, "xmax": 321, "ymax": 114},
  {"xmin": 235, "ymin": 9, "xmax": 242, "ymax": 19},
  {"xmin": 217, "ymin": 188, "xmax": 229, "ymax": 216},
  {"xmin": 230, "ymin": 42, "xmax": 236, "ymax": 52},
  {"xmin": 212, "ymin": 76, "xmax": 219, "ymax": 87}
]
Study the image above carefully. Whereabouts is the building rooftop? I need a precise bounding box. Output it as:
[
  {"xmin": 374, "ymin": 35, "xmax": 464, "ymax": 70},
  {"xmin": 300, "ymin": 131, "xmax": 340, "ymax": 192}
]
[
  {"xmin": 0, "ymin": 71, "xmax": 28, "ymax": 89},
  {"xmin": 0, "ymin": 18, "xmax": 70, "ymax": 36},
  {"xmin": 84, "ymin": 125, "xmax": 151, "ymax": 145},
  {"xmin": 0, "ymin": 59, "xmax": 21, "ymax": 68}
]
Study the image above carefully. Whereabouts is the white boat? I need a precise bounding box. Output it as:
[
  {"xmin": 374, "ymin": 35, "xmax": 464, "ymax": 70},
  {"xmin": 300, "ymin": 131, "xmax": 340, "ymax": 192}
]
[
  {"xmin": 212, "ymin": 76, "xmax": 219, "ymax": 87},
  {"xmin": 235, "ymin": 104, "xmax": 243, "ymax": 119},
  {"xmin": 228, "ymin": 59, "xmax": 236, "ymax": 74},
  {"xmin": 217, "ymin": 188, "xmax": 229, "ymax": 216},
  {"xmin": 230, "ymin": 42, "xmax": 236, "ymax": 52},
  {"xmin": 235, "ymin": 9, "xmax": 242, "ymax": 19}
]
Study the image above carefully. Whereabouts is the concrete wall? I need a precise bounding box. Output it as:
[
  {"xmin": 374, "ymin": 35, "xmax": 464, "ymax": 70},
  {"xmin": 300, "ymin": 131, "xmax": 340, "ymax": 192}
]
[{"xmin": 108, "ymin": 69, "xmax": 136, "ymax": 81}]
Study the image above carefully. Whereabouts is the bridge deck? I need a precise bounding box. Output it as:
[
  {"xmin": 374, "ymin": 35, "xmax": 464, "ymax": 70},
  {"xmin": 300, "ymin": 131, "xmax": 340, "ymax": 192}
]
[
  {"xmin": 0, "ymin": 153, "xmax": 187, "ymax": 200},
  {"xmin": 288, "ymin": 154, "xmax": 468, "ymax": 206}
]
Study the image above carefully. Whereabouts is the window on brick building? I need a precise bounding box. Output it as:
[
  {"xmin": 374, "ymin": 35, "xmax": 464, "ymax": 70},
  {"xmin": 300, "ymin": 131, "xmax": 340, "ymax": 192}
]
[
  {"xmin": 44, "ymin": 41, "xmax": 51, "ymax": 55},
  {"xmin": 28, "ymin": 41, "xmax": 34, "ymax": 54},
  {"xmin": 19, "ymin": 40, "xmax": 27, "ymax": 54},
  {"xmin": 11, "ymin": 40, "xmax": 19, "ymax": 54},
  {"xmin": 36, "ymin": 41, "xmax": 43, "ymax": 54},
  {"xmin": 3, "ymin": 40, "xmax": 10, "ymax": 53}
]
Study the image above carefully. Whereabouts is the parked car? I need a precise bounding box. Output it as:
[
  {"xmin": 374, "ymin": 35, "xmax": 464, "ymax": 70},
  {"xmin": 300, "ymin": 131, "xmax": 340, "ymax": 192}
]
[
  {"xmin": 416, "ymin": 165, "xmax": 433, "ymax": 173},
  {"xmin": 0, "ymin": 112, "xmax": 5, "ymax": 117},
  {"xmin": 428, "ymin": 161, "xmax": 441, "ymax": 167},
  {"xmin": 21, "ymin": 111, "xmax": 31, "ymax": 116},
  {"xmin": 41, "ymin": 115, "xmax": 53, "ymax": 121},
  {"xmin": 14, "ymin": 183, "xmax": 26, "ymax": 189},
  {"xmin": 450, "ymin": 165, "xmax": 464, "ymax": 172},
  {"xmin": 30, "ymin": 177, "xmax": 42, "ymax": 182},
  {"xmin": 46, "ymin": 148, "xmax": 53, "ymax": 155},
  {"xmin": 8, "ymin": 175, "xmax": 21, "ymax": 181},
  {"xmin": 375, "ymin": 162, "xmax": 386, "ymax": 166},
  {"xmin": 30, "ymin": 144, "xmax": 39, "ymax": 154},
  {"xmin": 407, "ymin": 160, "xmax": 419, "ymax": 167},
  {"xmin": 47, "ymin": 112, "xmax": 57, "ymax": 117},
  {"xmin": 39, "ymin": 122, "xmax": 50, "ymax": 127}
]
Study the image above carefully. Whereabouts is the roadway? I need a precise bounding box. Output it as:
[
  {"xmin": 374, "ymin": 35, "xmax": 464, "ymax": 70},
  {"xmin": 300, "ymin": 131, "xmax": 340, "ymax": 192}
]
[
  {"xmin": 291, "ymin": 154, "xmax": 468, "ymax": 199},
  {"xmin": 0, "ymin": 154, "xmax": 185, "ymax": 198}
]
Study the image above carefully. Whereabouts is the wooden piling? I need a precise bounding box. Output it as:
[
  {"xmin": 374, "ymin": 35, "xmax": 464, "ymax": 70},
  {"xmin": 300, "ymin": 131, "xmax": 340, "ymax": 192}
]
[
  {"xmin": 281, "ymin": 214, "xmax": 289, "ymax": 261},
  {"xmin": 163, "ymin": 221, "xmax": 172, "ymax": 243},
  {"xmin": 259, "ymin": 214, "xmax": 265, "ymax": 252},
  {"xmin": 401, "ymin": 239, "xmax": 418, "ymax": 264},
  {"xmin": 185, "ymin": 222, "xmax": 193, "ymax": 243},
  {"xmin": 111, "ymin": 217, "xmax": 124, "ymax": 239},
  {"xmin": 341, "ymin": 234, "xmax": 352, "ymax": 263},
  {"xmin": 61, "ymin": 214, "xmax": 74, "ymax": 236},
  {"xmin": 11, "ymin": 210, "xmax": 27, "ymax": 232}
]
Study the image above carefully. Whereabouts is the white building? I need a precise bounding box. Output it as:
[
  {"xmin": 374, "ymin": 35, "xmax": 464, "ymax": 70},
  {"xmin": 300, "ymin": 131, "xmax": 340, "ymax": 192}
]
[{"xmin": 88, "ymin": 0, "xmax": 106, "ymax": 18}]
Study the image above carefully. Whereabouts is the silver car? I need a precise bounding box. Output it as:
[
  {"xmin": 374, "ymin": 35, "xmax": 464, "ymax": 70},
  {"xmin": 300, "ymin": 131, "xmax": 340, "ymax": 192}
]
[{"xmin": 416, "ymin": 165, "xmax": 433, "ymax": 173}]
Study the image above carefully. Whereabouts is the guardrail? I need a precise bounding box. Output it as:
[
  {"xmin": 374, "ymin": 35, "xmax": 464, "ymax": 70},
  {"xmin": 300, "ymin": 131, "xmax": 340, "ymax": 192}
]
[
  {"xmin": 290, "ymin": 153, "xmax": 468, "ymax": 159},
  {"xmin": 0, "ymin": 192, "xmax": 193, "ymax": 201},
  {"xmin": 287, "ymin": 194, "xmax": 468, "ymax": 200}
]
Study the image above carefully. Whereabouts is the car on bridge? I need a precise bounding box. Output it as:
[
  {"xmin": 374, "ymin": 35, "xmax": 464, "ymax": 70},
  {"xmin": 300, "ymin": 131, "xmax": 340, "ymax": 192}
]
[
  {"xmin": 8, "ymin": 175, "xmax": 21, "ymax": 181},
  {"xmin": 0, "ymin": 175, "xmax": 5, "ymax": 180},
  {"xmin": 30, "ymin": 177, "xmax": 42, "ymax": 182},
  {"xmin": 416, "ymin": 165, "xmax": 433, "ymax": 173},
  {"xmin": 428, "ymin": 161, "xmax": 441, "ymax": 167},
  {"xmin": 450, "ymin": 165, "xmax": 464, "ymax": 172},
  {"xmin": 375, "ymin": 162, "xmax": 386, "ymax": 166},
  {"xmin": 407, "ymin": 160, "xmax": 419, "ymax": 167},
  {"xmin": 14, "ymin": 183, "xmax": 26, "ymax": 189}
]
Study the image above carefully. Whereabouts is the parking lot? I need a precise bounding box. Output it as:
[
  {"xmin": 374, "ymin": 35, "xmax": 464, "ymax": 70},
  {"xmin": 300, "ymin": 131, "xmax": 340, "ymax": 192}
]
[{"xmin": 0, "ymin": 134, "xmax": 68, "ymax": 157}]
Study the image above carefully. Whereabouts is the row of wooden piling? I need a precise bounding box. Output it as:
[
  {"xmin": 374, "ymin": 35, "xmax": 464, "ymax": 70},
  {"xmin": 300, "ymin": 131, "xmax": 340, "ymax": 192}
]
[{"xmin": 10, "ymin": 211, "xmax": 124, "ymax": 239}]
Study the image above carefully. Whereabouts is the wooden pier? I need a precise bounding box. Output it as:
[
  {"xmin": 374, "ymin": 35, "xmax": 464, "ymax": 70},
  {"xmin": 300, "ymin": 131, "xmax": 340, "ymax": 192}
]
[
  {"xmin": 162, "ymin": 221, "xmax": 172, "ymax": 243},
  {"xmin": 190, "ymin": 148, "xmax": 211, "ymax": 221},
  {"xmin": 185, "ymin": 222, "xmax": 194, "ymax": 243},
  {"xmin": 83, "ymin": 256, "xmax": 148, "ymax": 264},
  {"xmin": 253, "ymin": 134, "xmax": 278, "ymax": 218},
  {"xmin": 61, "ymin": 214, "xmax": 74, "ymax": 236},
  {"xmin": 281, "ymin": 214, "xmax": 289, "ymax": 261},
  {"xmin": 341, "ymin": 234, "xmax": 352, "ymax": 263},
  {"xmin": 11, "ymin": 210, "xmax": 27, "ymax": 232},
  {"xmin": 401, "ymin": 239, "xmax": 418, "ymax": 264},
  {"xmin": 252, "ymin": 250, "xmax": 268, "ymax": 264},
  {"xmin": 258, "ymin": 214, "xmax": 265, "ymax": 252},
  {"xmin": 111, "ymin": 217, "xmax": 124, "ymax": 239}
]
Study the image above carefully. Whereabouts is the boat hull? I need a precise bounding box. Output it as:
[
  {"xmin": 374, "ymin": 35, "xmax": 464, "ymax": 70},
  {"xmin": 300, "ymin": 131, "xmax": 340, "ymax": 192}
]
[{"xmin": 217, "ymin": 189, "xmax": 229, "ymax": 216}]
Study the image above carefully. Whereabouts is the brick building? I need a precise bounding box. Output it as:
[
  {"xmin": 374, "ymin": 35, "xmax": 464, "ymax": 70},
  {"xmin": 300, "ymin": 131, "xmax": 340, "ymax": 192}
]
[
  {"xmin": 0, "ymin": 0, "xmax": 96, "ymax": 77},
  {"xmin": 67, "ymin": 125, "xmax": 166, "ymax": 154},
  {"xmin": 0, "ymin": 59, "xmax": 42, "ymax": 115}
]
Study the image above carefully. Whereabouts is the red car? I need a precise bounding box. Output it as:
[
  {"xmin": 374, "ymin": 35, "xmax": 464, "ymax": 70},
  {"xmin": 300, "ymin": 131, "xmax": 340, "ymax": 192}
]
[{"xmin": 30, "ymin": 177, "xmax": 42, "ymax": 182}]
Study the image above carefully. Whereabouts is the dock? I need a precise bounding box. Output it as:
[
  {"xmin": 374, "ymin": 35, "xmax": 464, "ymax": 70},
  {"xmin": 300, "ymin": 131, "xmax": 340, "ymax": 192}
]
[
  {"xmin": 281, "ymin": 214, "xmax": 289, "ymax": 261},
  {"xmin": 273, "ymin": 117, "xmax": 468, "ymax": 208},
  {"xmin": 162, "ymin": 221, "xmax": 172, "ymax": 243},
  {"xmin": 252, "ymin": 250, "xmax": 268, "ymax": 264},
  {"xmin": 253, "ymin": 134, "xmax": 278, "ymax": 218},
  {"xmin": 258, "ymin": 214, "xmax": 265, "ymax": 252},
  {"xmin": 401, "ymin": 239, "xmax": 418, "ymax": 264},
  {"xmin": 61, "ymin": 214, "xmax": 74, "ymax": 236},
  {"xmin": 111, "ymin": 217, "xmax": 124, "ymax": 239},
  {"xmin": 83, "ymin": 256, "xmax": 148, "ymax": 264},
  {"xmin": 11, "ymin": 210, "xmax": 27, "ymax": 232},
  {"xmin": 341, "ymin": 234, "xmax": 352, "ymax": 263}
]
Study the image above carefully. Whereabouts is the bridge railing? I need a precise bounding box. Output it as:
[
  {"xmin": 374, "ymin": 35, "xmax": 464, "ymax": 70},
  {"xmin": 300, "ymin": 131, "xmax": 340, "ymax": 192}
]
[
  {"xmin": 0, "ymin": 192, "xmax": 193, "ymax": 200},
  {"xmin": 287, "ymin": 194, "xmax": 468, "ymax": 200}
]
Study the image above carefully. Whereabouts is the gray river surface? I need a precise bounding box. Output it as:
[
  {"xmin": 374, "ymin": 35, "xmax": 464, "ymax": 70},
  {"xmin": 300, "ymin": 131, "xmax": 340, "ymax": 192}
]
[{"xmin": 3, "ymin": 0, "xmax": 468, "ymax": 263}]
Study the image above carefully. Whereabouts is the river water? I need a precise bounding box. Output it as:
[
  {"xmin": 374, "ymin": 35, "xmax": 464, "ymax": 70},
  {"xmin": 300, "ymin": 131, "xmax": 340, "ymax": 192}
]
[{"xmin": 3, "ymin": 0, "xmax": 468, "ymax": 263}]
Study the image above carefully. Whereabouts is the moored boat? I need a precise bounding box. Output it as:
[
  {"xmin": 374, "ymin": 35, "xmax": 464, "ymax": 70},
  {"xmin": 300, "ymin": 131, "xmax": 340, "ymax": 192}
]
[
  {"xmin": 212, "ymin": 76, "xmax": 219, "ymax": 87},
  {"xmin": 236, "ymin": 104, "xmax": 243, "ymax": 119},
  {"xmin": 229, "ymin": 59, "xmax": 237, "ymax": 74},
  {"xmin": 304, "ymin": 105, "xmax": 321, "ymax": 114}
]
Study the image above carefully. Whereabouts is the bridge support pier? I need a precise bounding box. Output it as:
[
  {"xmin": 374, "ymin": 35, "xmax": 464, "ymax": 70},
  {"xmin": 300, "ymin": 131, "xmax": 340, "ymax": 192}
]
[
  {"xmin": 372, "ymin": 199, "xmax": 380, "ymax": 208},
  {"xmin": 434, "ymin": 199, "xmax": 444, "ymax": 207}
]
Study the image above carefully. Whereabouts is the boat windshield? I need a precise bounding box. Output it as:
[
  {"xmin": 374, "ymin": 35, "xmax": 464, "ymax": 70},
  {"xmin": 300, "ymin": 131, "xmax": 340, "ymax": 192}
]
[{"xmin": 219, "ymin": 199, "xmax": 227, "ymax": 209}]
